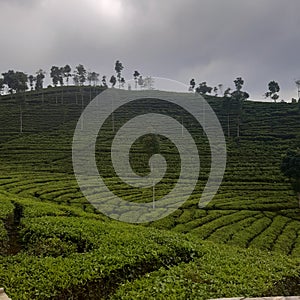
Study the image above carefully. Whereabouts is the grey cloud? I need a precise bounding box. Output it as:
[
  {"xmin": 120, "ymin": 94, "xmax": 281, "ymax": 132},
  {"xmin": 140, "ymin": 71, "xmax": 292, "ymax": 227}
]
[{"xmin": 0, "ymin": 0, "xmax": 300, "ymax": 100}]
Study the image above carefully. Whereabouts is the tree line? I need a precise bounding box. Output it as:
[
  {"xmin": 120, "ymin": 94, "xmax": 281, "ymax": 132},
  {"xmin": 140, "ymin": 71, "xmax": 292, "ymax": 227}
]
[
  {"xmin": 189, "ymin": 78, "xmax": 282, "ymax": 102},
  {"xmin": 0, "ymin": 60, "xmax": 156, "ymax": 95}
]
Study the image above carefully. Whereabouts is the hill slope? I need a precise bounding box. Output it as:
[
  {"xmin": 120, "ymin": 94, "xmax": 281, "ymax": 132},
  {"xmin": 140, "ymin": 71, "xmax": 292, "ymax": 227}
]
[{"xmin": 0, "ymin": 88, "xmax": 299, "ymax": 299}]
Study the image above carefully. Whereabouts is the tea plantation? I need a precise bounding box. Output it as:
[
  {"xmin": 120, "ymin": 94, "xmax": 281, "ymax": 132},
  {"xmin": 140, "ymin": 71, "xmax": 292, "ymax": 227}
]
[{"xmin": 0, "ymin": 87, "xmax": 299, "ymax": 299}]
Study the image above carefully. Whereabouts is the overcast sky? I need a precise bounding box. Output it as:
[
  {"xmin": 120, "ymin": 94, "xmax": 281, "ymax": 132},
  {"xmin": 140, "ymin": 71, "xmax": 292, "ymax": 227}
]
[{"xmin": 1, "ymin": 0, "xmax": 300, "ymax": 101}]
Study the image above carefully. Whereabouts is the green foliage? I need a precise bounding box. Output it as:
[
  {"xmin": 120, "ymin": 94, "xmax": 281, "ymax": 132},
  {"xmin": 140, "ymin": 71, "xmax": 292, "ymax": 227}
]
[
  {"xmin": 265, "ymin": 81, "xmax": 280, "ymax": 102},
  {"xmin": 281, "ymin": 148, "xmax": 300, "ymax": 197},
  {"xmin": 281, "ymin": 149, "xmax": 300, "ymax": 180},
  {"xmin": 112, "ymin": 242, "xmax": 300, "ymax": 300},
  {"xmin": 0, "ymin": 89, "xmax": 300, "ymax": 299},
  {"xmin": 1, "ymin": 210, "xmax": 199, "ymax": 299}
]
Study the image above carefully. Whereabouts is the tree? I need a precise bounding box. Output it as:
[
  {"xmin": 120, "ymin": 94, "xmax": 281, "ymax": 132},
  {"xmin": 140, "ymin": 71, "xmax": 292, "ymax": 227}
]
[
  {"xmin": 63, "ymin": 65, "xmax": 72, "ymax": 86},
  {"xmin": 114, "ymin": 60, "xmax": 124, "ymax": 88},
  {"xmin": 74, "ymin": 64, "xmax": 87, "ymax": 107},
  {"xmin": 120, "ymin": 77, "xmax": 125, "ymax": 88},
  {"xmin": 189, "ymin": 79, "xmax": 195, "ymax": 91},
  {"xmin": 2, "ymin": 70, "xmax": 15, "ymax": 94},
  {"xmin": 73, "ymin": 73, "xmax": 79, "ymax": 86},
  {"xmin": 102, "ymin": 76, "xmax": 107, "ymax": 87},
  {"xmin": 222, "ymin": 88, "xmax": 232, "ymax": 137},
  {"xmin": 87, "ymin": 71, "xmax": 99, "ymax": 100},
  {"xmin": 75, "ymin": 64, "xmax": 87, "ymax": 86},
  {"xmin": 58, "ymin": 67, "xmax": 64, "ymax": 86},
  {"xmin": 87, "ymin": 72, "xmax": 93, "ymax": 86},
  {"xmin": 138, "ymin": 75, "xmax": 144, "ymax": 89},
  {"xmin": 213, "ymin": 87, "xmax": 218, "ymax": 96},
  {"xmin": 2, "ymin": 71, "xmax": 27, "ymax": 132},
  {"xmin": 50, "ymin": 66, "xmax": 61, "ymax": 87},
  {"xmin": 224, "ymin": 87, "xmax": 231, "ymax": 97},
  {"xmin": 218, "ymin": 84, "xmax": 223, "ymax": 95},
  {"xmin": 2, "ymin": 70, "xmax": 28, "ymax": 94},
  {"xmin": 109, "ymin": 75, "xmax": 117, "ymax": 88},
  {"xmin": 281, "ymin": 149, "xmax": 300, "ymax": 206},
  {"xmin": 0, "ymin": 78, "xmax": 4, "ymax": 95},
  {"xmin": 28, "ymin": 75, "xmax": 35, "ymax": 91},
  {"xmin": 195, "ymin": 82, "xmax": 213, "ymax": 95},
  {"xmin": 87, "ymin": 72, "xmax": 99, "ymax": 86},
  {"xmin": 35, "ymin": 69, "xmax": 46, "ymax": 90},
  {"xmin": 15, "ymin": 72, "xmax": 28, "ymax": 133},
  {"xmin": 265, "ymin": 81, "xmax": 280, "ymax": 102},
  {"xmin": 141, "ymin": 134, "xmax": 160, "ymax": 157},
  {"xmin": 133, "ymin": 71, "xmax": 140, "ymax": 89},
  {"xmin": 230, "ymin": 77, "xmax": 249, "ymax": 138}
]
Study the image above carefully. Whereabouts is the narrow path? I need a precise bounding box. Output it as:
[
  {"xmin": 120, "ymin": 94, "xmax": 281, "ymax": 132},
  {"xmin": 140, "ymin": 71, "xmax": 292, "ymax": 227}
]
[{"xmin": 4, "ymin": 202, "xmax": 23, "ymax": 255}]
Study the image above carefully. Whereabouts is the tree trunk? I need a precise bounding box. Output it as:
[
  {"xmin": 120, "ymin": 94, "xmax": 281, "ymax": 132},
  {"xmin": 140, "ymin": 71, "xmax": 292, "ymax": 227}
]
[
  {"xmin": 237, "ymin": 115, "xmax": 240, "ymax": 138},
  {"xmin": 227, "ymin": 113, "xmax": 230, "ymax": 137},
  {"xmin": 81, "ymin": 87, "xmax": 84, "ymax": 109},
  {"xmin": 61, "ymin": 87, "xmax": 64, "ymax": 104},
  {"xmin": 19, "ymin": 104, "xmax": 23, "ymax": 134}
]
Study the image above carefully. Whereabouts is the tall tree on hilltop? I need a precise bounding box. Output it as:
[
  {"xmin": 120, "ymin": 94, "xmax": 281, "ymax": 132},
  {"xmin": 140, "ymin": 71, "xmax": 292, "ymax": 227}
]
[
  {"xmin": 213, "ymin": 87, "xmax": 218, "ymax": 96},
  {"xmin": 120, "ymin": 77, "xmax": 125, "ymax": 88},
  {"xmin": 189, "ymin": 79, "xmax": 195, "ymax": 91},
  {"xmin": 2, "ymin": 70, "xmax": 17, "ymax": 95},
  {"xmin": 2, "ymin": 70, "xmax": 28, "ymax": 94},
  {"xmin": 75, "ymin": 64, "xmax": 87, "ymax": 86},
  {"xmin": 0, "ymin": 77, "xmax": 4, "ymax": 94},
  {"xmin": 114, "ymin": 60, "xmax": 124, "ymax": 88},
  {"xmin": 16, "ymin": 71, "xmax": 28, "ymax": 133},
  {"xmin": 35, "ymin": 69, "xmax": 46, "ymax": 90},
  {"xmin": 50, "ymin": 66, "xmax": 61, "ymax": 87},
  {"xmin": 195, "ymin": 82, "xmax": 213, "ymax": 95},
  {"xmin": 58, "ymin": 67, "xmax": 64, "ymax": 86},
  {"xmin": 35, "ymin": 69, "xmax": 46, "ymax": 103},
  {"xmin": 230, "ymin": 77, "xmax": 249, "ymax": 138},
  {"xmin": 133, "ymin": 71, "xmax": 140, "ymax": 89},
  {"xmin": 87, "ymin": 71, "xmax": 99, "ymax": 100},
  {"xmin": 58, "ymin": 67, "xmax": 65, "ymax": 104},
  {"xmin": 265, "ymin": 81, "xmax": 280, "ymax": 102},
  {"xmin": 87, "ymin": 72, "xmax": 99, "ymax": 86},
  {"xmin": 74, "ymin": 64, "xmax": 87, "ymax": 107},
  {"xmin": 87, "ymin": 72, "xmax": 93, "ymax": 86},
  {"xmin": 218, "ymin": 84, "xmax": 223, "ymax": 95},
  {"xmin": 93, "ymin": 72, "xmax": 99, "ymax": 86},
  {"xmin": 102, "ymin": 76, "xmax": 107, "ymax": 87},
  {"xmin": 109, "ymin": 75, "xmax": 116, "ymax": 88},
  {"xmin": 138, "ymin": 75, "xmax": 144, "ymax": 89},
  {"xmin": 2, "ymin": 71, "xmax": 28, "ymax": 133},
  {"xmin": 50, "ymin": 66, "xmax": 64, "ymax": 104},
  {"xmin": 222, "ymin": 88, "xmax": 232, "ymax": 137},
  {"xmin": 63, "ymin": 65, "xmax": 72, "ymax": 86},
  {"xmin": 28, "ymin": 75, "xmax": 35, "ymax": 91}
]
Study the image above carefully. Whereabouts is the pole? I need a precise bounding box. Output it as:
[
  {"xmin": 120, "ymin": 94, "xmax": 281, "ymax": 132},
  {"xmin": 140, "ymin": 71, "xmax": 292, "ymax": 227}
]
[
  {"xmin": 152, "ymin": 179, "xmax": 155, "ymax": 209},
  {"xmin": 111, "ymin": 96, "xmax": 115, "ymax": 132}
]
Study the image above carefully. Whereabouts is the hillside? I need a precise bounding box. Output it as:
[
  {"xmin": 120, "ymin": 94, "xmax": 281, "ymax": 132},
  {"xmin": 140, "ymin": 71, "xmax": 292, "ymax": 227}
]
[{"xmin": 0, "ymin": 87, "xmax": 299, "ymax": 299}]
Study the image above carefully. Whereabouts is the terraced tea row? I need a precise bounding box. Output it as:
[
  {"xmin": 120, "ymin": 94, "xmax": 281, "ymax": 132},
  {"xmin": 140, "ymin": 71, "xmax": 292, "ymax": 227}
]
[{"xmin": 0, "ymin": 195, "xmax": 299, "ymax": 300}]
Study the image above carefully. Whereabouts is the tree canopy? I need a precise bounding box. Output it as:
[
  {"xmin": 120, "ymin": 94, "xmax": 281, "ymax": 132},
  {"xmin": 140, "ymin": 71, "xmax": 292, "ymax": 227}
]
[{"xmin": 281, "ymin": 148, "xmax": 300, "ymax": 202}]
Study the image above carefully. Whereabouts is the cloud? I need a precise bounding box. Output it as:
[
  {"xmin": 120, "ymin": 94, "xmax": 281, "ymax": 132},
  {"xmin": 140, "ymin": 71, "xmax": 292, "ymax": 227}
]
[{"xmin": 0, "ymin": 0, "xmax": 300, "ymax": 100}]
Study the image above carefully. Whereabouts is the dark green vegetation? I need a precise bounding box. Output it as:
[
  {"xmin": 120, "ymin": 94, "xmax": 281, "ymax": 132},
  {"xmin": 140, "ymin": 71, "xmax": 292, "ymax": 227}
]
[{"xmin": 0, "ymin": 87, "xmax": 300, "ymax": 299}]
